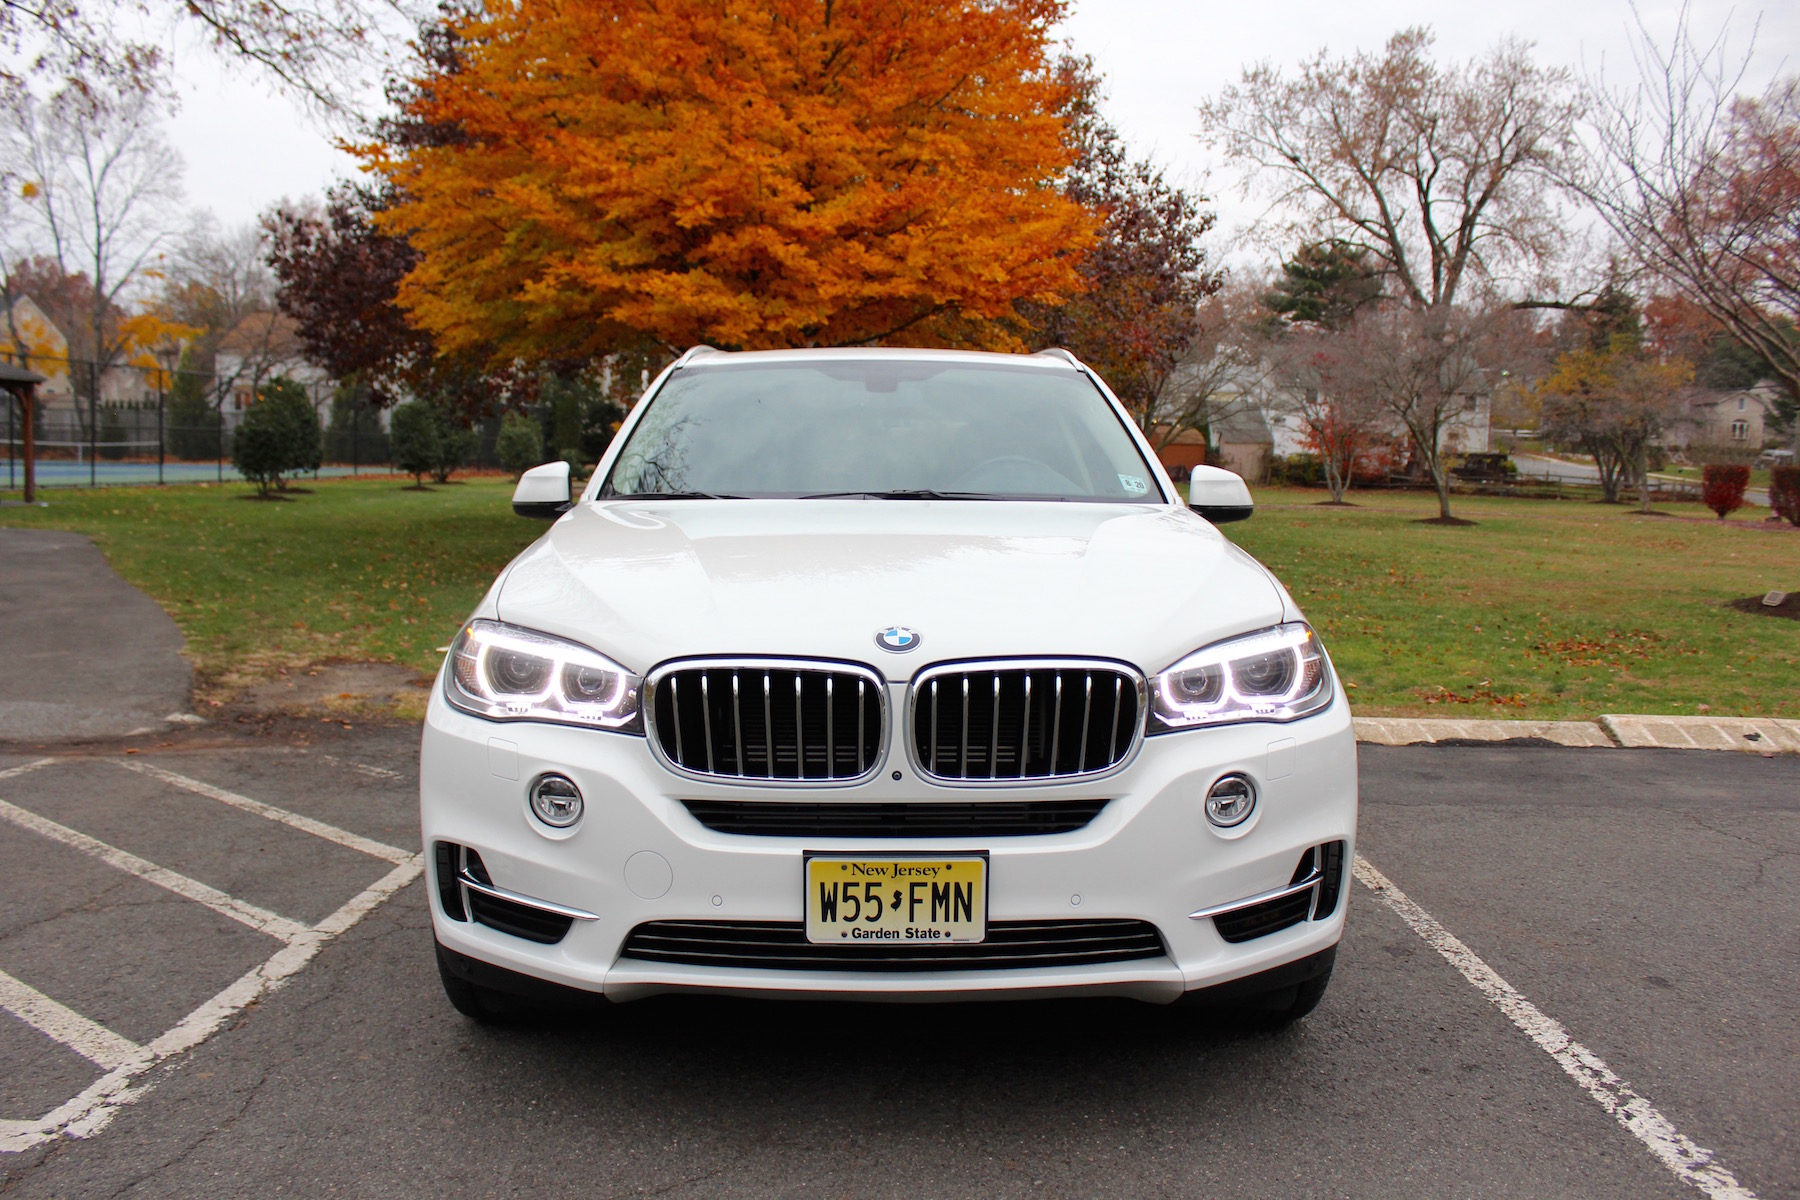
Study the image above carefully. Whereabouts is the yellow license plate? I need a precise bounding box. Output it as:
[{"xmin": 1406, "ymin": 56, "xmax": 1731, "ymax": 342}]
[{"xmin": 805, "ymin": 856, "xmax": 987, "ymax": 945}]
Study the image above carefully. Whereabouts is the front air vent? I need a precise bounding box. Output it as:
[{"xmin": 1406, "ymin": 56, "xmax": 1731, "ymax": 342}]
[
  {"xmin": 910, "ymin": 662, "xmax": 1144, "ymax": 783},
  {"xmin": 649, "ymin": 661, "xmax": 886, "ymax": 783},
  {"xmin": 681, "ymin": 798, "xmax": 1109, "ymax": 838},
  {"xmin": 434, "ymin": 842, "xmax": 575, "ymax": 945},
  {"xmin": 1207, "ymin": 844, "xmax": 1346, "ymax": 944},
  {"xmin": 1313, "ymin": 840, "xmax": 1346, "ymax": 920},
  {"xmin": 619, "ymin": 919, "xmax": 1166, "ymax": 972}
]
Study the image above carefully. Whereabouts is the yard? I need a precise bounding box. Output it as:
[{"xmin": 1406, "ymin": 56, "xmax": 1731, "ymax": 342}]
[{"xmin": 2, "ymin": 477, "xmax": 1795, "ymax": 720}]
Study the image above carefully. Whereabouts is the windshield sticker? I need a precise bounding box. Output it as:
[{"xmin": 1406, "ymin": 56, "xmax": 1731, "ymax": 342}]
[{"xmin": 1118, "ymin": 473, "xmax": 1149, "ymax": 495}]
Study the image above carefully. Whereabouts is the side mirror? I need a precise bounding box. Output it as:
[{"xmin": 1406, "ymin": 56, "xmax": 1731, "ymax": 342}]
[
  {"xmin": 1187, "ymin": 465, "xmax": 1254, "ymax": 524},
  {"xmin": 512, "ymin": 460, "xmax": 573, "ymax": 520}
]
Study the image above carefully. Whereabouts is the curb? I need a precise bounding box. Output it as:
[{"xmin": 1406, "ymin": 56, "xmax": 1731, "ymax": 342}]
[{"xmin": 1354, "ymin": 714, "xmax": 1800, "ymax": 754}]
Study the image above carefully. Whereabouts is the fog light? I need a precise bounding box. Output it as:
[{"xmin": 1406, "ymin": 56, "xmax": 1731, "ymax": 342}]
[
  {"xmin": 529, "ymin": 774, "xmax": 584, "ymax": 827},
  {"xmin": 1205, "ymin": 773, "xmax": 1256, "ymax": 827}
]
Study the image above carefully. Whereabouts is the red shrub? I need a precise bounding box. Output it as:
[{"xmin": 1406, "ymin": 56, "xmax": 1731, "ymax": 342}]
[
  {"xmin": 1702, "ymin": 464, "xmax": 1750, "ymax": 519},
  {"xmin": 1771, "ymin": 465, "xmax": 1800, "ymax": 527}
]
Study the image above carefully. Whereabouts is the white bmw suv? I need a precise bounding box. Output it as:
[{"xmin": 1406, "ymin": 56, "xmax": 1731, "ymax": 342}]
[{"xmin": 422, "ymin": 347, "xmax": 1357, "ymax": 1022}]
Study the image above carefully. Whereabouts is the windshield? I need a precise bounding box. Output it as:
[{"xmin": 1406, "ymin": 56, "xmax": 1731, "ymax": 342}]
[{"xmin": 600, "ymin": 359, "xmax": 1162, "ymax": 502}]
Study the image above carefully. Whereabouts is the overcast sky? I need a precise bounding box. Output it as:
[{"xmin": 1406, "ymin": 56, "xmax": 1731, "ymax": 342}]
[{"xmin": 165, "ymin": 0, "xmax": 1795, "ymax": 255}]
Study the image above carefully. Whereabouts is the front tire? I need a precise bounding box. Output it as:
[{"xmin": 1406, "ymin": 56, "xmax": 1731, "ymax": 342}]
[
  {"xmin": 1172, "ymin": 945, "xmax": 1337, "ymax": 1027},
  {"xmin": 1244, "ymin": 965, "xmax": 1333, "ymax": 1026},
  {"xmin": 434, "ymin": 939, "xmax": 602, "ymax": 1024}
]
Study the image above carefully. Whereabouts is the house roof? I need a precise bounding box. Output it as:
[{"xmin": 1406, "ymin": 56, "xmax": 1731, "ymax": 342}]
[
  {"xmin": 1213, "ymin": 406, "xmax": 1274, "ymax": 445},
  {"xmin": 0, "ymin": 362, "xmax": 48, "ymax": 386}
]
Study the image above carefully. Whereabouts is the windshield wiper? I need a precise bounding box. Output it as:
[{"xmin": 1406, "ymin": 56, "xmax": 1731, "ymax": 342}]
[
  {"xmin": 798, "ymin": 489, "xmax": 1010, "ymax": 501},
  {"xmin": 604, "ymin": 491, "xmax": 743, "ymax": 500}
]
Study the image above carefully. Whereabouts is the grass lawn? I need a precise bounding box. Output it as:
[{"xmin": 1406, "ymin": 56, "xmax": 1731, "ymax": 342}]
[
  {"xmin": 1223, "ymin": 488, "xmax": 1798, "ymax": 719},
  {"xmin": 2, "ymin": 476, "xmax": 1796, "ymax": 721}
]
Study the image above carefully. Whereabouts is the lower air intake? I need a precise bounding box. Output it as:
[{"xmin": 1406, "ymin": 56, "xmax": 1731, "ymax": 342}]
[
  {"xmin": 680, "ymin": 798, "xmax": 1108, "ymax": 838},
  {"xmin": 620, "ymin": 919, "xmax": 1165, "ymax": 972},
  {"xmin": 435, "ymin": 842, "xmax": 573, "ymax": 945}
]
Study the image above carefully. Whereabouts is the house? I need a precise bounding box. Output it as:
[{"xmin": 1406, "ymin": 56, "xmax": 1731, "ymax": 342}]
[
  {"xmin": 1681, "ymin": 383, "xmax": 1781, "ymax": 450},
  {"xmin": 1, "ymin": 296, "xmax": 76, "ymax": 422},
  {"xmin": 212, "ymin": 313, "xmax": 332, "ymax": 433},
  {"xmin": 1146, "ymin": 424, "xmax": 1208, "ymax": 479},
  {"xmin": 1212, "ymin": 407, "xmax": 1276, "ymax": 483}
]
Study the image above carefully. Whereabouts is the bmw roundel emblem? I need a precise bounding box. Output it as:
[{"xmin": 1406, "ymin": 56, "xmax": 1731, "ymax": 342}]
[{"xmin": 875, "ymin": 626, "xmax": 922, "ymax": 653}]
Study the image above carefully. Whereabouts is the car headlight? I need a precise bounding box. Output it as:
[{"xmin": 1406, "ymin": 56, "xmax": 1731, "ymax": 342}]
[
  {"xmin": 445, "ymin": 619, "xmax": 642, "ymax": 732},
  {"xmin": 1148, "ymin": 622, "xmax": 1332, "ymax": 732}
]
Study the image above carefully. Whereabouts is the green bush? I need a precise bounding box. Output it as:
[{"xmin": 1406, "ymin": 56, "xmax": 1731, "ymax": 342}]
[
  {"xmin": 1269, "ymin": 454, "xmax": 1325, "ymax": 487},
  {"xmin": 390, "ymin": 398, "xmax": 475, "ymax": 484},
  {"xmin": 231, "ymin": 376, "xmax": 321, "ymax": 495},
  {"xmin": 389, "ymin": 399, "xmax": 438, "ymax": 485},
  {"xmin": 496, "ymin": 410, "xmax": 544, "ymax": 478}
]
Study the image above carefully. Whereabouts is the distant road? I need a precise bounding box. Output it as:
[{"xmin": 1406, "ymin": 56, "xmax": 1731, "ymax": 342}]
[{"xmin": 1512, "ymin": 452, "xmax": 1770, "ymax": 506}]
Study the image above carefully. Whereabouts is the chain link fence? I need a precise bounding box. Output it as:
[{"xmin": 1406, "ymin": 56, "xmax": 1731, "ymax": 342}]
[{"xmin": 3, "ymin": 359, "xmax": 513, "ymax": 490}]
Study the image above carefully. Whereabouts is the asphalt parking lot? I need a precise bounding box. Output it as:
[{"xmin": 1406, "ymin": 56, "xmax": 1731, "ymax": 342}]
[{"xmin": 0, "ymin": 724, "xmax": 1793, "ymax": 1199}]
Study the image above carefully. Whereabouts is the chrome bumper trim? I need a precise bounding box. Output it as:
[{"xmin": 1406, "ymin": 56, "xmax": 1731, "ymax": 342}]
[
  {"xmin": 458, "ymin": 869, "xmax": 600, "ymax": 921},
  {"xmin": 1187, "ymin": 867, "xmax": 1322, "ymax": 921}
]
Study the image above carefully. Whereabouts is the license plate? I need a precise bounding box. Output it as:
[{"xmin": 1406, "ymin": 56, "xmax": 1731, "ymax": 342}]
[{"xmin": 804, "ymin": 856, "xmax": 987, "ymax": 945}]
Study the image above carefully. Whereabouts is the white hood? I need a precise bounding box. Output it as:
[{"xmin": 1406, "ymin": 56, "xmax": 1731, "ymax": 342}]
[{"xmin": 495, "ymin": 499, "xmax": 1287, "ymax": 680}]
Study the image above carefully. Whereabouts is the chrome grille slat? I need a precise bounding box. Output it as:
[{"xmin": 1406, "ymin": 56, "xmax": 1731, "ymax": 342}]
[
  {"xmin": 910, "ymin": 661, "xmax": 1144, "ymax": 783},
  {"xmin": 650, "ymin": 660, "xmax": 885, "ymax": 784}
]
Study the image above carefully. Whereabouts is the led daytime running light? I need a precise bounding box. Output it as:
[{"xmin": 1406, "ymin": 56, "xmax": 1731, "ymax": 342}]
[
  {"xmin": 1149, "ymin": 622, "xmax": 1331, "ymax": 731},
  {"xmin": 446, "ymin": 620, "xmax": 642, "ymax": 731}
]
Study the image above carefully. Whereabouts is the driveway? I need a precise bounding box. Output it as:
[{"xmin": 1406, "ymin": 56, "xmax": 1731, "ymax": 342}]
[{"xmin": 0, "ymin": 528, "xmax": 192, "ymax": 741}]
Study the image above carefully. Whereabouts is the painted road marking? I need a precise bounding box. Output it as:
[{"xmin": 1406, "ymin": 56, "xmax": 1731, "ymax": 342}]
[
  {"xmin": 0, "ymin": 758, "xmax": 57, "ymax": 781},
  {"xmin": 0, "ymin": 796, "xmax": 307, "ymax": 944},
  {"xmin": 0, "ymin": 853, "xmax": 424, "ymax": 1151},
  {"xmin": 1355, "ymin": 856, "xmax": 1755, "ymax": 1200},
  {"xmin": 115, "ymin": 760, "xmax": 412, "ymax": 865},
  {"xmin": 0, "ymin": 969, "xmax": 143, "ymax": 1071}
]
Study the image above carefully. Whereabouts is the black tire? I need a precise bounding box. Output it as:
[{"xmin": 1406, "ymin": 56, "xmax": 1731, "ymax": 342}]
[
  {"xmin": 1171, "ymin": 946, "xmax": 1336, "ymax": 1027},
  {"xmin": 1247, "ymin": 964, "xmax": 1333, "ymax": 1027},
  {"xmin": 434, "ymin": 939, "xmax": 602, "ymax": 1024},
  {"xmin": 435, "ymin": 942, "xmax": 522, "ymax": 1022}
]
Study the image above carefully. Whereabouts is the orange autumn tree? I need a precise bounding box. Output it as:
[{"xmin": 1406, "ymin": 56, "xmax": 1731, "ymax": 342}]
[{"xmin": 360, "ymin": 0, "xmax": 1097, "ymax": 360}]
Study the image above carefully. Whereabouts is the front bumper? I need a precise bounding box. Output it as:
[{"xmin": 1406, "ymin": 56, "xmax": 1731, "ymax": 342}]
[{"xmin": 420, "ymin": 678, "xmax": 1357, "ymax": 1003}]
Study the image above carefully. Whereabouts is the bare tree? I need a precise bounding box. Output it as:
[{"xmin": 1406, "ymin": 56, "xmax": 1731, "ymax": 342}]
[
  {"xmin": 1148, "ymin": 281, "xmax": 1270, "ymax": 451},
  {"xmin": 1200, "ymin": 28, "xmax": 1583, "ymax": 311},
  {"xmin": 1262, "ymin": 328, "xmax": 1392, "ymax": 503},
  {"xmin": 1320, "ymin": 305, "xmax": 1495, "ymax": 521},
  {"xmin": 4, "ymin": 86, "xmax": 182, "ymax": 429},
  {"xmin": 1200, "ymin": 28, "xmax": 1585, "ymax": 519},
  {"xmin": 1575, "ymin": 10, "xmax": 1799, "ymax": 437},
  {"xmin": 0, "ymin": 0, "xmax": 414, "ymax": 114}
]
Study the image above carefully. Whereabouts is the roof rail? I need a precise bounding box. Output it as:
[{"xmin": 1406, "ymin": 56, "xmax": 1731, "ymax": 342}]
[
  {"xmin": 674, "ymin": 345, "xmax": 723, "ymax": 367},
  {"xmin": 1033, "ymin": 347, "xmax": 1082, "ymax": 367}
]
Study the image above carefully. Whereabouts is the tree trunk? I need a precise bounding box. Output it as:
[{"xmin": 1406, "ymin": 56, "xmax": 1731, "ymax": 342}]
[
  {"xmin": 1431, "ymin": 466, "xmax": 1454, "ymax": 519},
  {"xmin": 1638, "ymin": 442, "xmax": 1652, "ymax": 514}
]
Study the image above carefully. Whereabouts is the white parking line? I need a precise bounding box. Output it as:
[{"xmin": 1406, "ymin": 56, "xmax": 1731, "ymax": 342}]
[
  {"xmin": 114, "ymin": 760, "xmax": 413, "ymax": 865},
  {"xmin": 1355, "ymin": 856, "xmax": 1756, "ymax": 1200},
  {"xmin": 0, "ymin": 969, "xmax": 143, "ymax": 1071},
  {"xmin": 0, "ymin": 853, "xmax": 425, "ymax": 1151},
  {"xmin": 0, "ymin": 797, "xmax": 307, "ymax": 944},
  {"xmin": 0, "ymin": 758, "xmax": 57, "ymax": 781}
]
